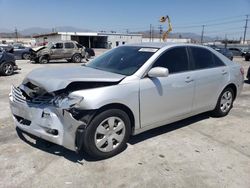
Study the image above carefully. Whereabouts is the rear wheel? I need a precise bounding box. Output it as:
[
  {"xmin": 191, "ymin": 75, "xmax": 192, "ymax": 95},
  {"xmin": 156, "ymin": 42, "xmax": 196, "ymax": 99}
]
[
  {"xmin": 81, "ymin": 109, "xmax": 131, "ymax": 159},
  {"xmin": 1, "ymin": 62, "xmax": 14, "ymax": 76},
  {"xmin": 212, "ymin": 87, "xmax": 234, "ymax": 117},
  {"xmin": 72, "ymin": 54, "xmax": 82, "ymax": 63},
  {"xmin": 245, "ymin": 56, "xmax": 250, "ymax": 61}
]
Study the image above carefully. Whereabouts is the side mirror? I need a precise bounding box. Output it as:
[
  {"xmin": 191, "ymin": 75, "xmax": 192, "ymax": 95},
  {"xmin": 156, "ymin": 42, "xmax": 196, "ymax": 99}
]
[{"xmin": 148, "ymin": 67, "xmax": 169, "ymax": 78}]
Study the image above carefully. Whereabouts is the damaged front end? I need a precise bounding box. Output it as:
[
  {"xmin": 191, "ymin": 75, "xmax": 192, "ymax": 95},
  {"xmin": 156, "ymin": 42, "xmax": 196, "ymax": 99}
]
[{"xmin": 9, "ymin": 82, "xmax": 97, "ymax": 151}]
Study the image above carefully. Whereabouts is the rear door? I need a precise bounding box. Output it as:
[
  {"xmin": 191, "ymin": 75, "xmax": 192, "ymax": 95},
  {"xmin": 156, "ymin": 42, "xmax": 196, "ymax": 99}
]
[
  {"xmin": 188, "ymin": 47, "xmax": 229, "ymax": 112},
  {"xmin": 140, "ymin": 47, "xmax": 195, "ymax": 127}
]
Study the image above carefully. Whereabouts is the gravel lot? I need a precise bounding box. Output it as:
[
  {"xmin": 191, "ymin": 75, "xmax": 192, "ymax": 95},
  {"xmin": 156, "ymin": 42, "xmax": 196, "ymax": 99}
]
[{"xmin": 0, "ymin": 55, "xmax": 250, "ymax": 188}]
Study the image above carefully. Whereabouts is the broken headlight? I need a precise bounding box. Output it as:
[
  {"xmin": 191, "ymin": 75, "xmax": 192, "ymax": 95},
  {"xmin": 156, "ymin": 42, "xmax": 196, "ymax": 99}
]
[{"xmin": 51, "ymin": 95, "xmax": 83, "ymax": 109}]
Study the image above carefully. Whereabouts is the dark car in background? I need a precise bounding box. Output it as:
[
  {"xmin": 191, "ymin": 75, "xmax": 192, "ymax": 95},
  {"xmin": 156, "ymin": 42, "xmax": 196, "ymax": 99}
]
[
  {"xmin": 245, "ymin": 52, "xmax": 250, "ymax": 61},
  {"xmin": 0, "ymin": 48, "xmax": 20, "ymax": 76},
  {"xmin": 247, "ymin": 66, "xmax": 250, "ymax": 81},
  {"xmin": 228, "ymin": 47, "xmax": 246, "ymax": 57},
  {"xmin": 209, "ymin": 46, "xmax": 233, "ymax": 60},
  {"xmin": 12, "ymin": 44, "xmax": 32, "ymax": 60},
  {"xmin": 0, "ymin": 44, "xmax": 14, "ymax": 53}
]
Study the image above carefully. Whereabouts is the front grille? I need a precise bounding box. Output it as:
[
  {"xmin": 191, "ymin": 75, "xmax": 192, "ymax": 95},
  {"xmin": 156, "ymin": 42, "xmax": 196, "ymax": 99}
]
[
  {"xmin": 11, "ymin": 86, "xmax": 28, "ymax": 104},
  {"xmin": 11, "ymin": 86, "xmax": 53, "ymax": 105}
]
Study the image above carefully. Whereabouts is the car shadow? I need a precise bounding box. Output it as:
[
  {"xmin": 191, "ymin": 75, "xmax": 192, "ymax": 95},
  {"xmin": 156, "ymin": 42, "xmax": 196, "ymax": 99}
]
[
  {"xmin": 16, "ymin": 113, "xmax": 210, "ymax": 162},
  {"xmin": 129, "ymin": 112, "xmax": 210, "ymax": 145}
]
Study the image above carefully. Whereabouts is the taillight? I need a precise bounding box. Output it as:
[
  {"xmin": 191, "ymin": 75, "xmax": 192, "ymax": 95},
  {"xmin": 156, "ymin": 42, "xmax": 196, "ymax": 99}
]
[{"xmin": 240, "ymin": 67, "xmax": 244, "ymax": 75}]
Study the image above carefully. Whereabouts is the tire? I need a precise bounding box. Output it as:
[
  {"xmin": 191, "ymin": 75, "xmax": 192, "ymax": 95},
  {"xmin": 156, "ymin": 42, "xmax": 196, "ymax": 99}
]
[
  {"xmin": 245, "ymin": 57, "xmax": 250, "ymax": 61},
  {"xmin": 85, "ymin": 52, "xmax": 90, "ymax": 59},
  {"xmin": 72, "ymin": 54, "xmax": 82, "ymax": 63},
  {"xmin": 22, "ymin": 53, "xmax": 30, "ymax": 60},
  {"xmin": 1, "ymin": 62, "xmax": 14, "ymax": 76},
  {"xmin": 212, "ymin": 87, "xmax": 234, "ymax": 117},
  {"xmin": 39, "ymin": 56, "xmax": 49, "ymax": 64},
  {"xmin": 81, "ymin": 109, "xmax": 131, "ymax": 159}
]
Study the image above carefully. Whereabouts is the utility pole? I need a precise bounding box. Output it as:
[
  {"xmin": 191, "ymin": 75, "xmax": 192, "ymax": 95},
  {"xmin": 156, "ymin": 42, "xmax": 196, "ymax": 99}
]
[
  {"xmin": 243, "ymin": 15, "xmax": 249, "ymax": 44},
  {"xmin": 224, "ymin": 34, "xmax": 228, "ymax": 48},
  {"xmin": 149, "ymin": 24, "xmax": 152, "ymax": 42},
  {"xmin": 158, "ymin": 25, "xmax": 163, "ymax": 42},
  {"xmin": 14, "ymin": 27, "xmax": 18, "ymax": 42},
  {"xmin": 152, "ymin": 26, "xmax": 154, "ymax": 42},
  {"xmin": 201, "ymin": 25, "xmax": 205, "ymax": 44}
]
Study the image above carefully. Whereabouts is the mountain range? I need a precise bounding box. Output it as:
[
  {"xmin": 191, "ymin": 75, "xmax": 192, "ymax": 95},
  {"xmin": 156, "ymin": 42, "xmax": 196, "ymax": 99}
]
[{"xmin": 0, "ymin": 26, "xmax": 217, "ymax": 42}]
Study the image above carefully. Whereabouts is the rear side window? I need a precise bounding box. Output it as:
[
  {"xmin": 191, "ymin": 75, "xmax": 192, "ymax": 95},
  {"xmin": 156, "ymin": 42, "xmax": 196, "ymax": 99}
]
[
  {"xmin": 64, "ymin": 42, "xmax": 75, "ymax": 49},
  {"xmin": 190, "ymin": 47, "xmax": 224, "ymax": 69},
  {"xmin": 213, "ymin": 54, "xmax": 225, "ymax": 66},
  {"xmin": 153, "ymin": 47, "xmax": 189, "ymax": 74}
]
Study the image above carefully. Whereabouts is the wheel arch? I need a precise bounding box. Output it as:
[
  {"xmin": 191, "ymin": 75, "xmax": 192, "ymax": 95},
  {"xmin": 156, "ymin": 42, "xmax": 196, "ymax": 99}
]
[
  {"xmin": 223, "ymin": 83, "xmax": 237, "ymax": 100},
  {"xmin": 95, "ymin": 103, "xmax": 135, "ymax": 132},
  {"xmin": 74, "ymin": 103, "xmax": 135, "ymax": 152}
]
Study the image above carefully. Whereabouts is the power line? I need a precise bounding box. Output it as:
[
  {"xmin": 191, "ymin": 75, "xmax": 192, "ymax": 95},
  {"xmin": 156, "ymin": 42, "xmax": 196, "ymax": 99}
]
[
  {"xmin": 176, "ymin": 15, "xmax": 245, "ymax": 25},
  {"xmin": 174, "ymin": 19, "xmax": 244, "ymax": 29}
]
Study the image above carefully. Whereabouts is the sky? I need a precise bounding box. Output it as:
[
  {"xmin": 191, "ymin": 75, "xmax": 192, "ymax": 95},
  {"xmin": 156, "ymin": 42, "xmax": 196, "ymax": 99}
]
[{"xmin": 0, "ymin": 0, "xmax": 250, "ymax": 39}]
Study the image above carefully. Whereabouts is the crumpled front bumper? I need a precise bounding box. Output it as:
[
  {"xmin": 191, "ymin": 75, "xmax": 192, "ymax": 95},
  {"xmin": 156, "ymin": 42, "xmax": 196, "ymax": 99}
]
[{"xmin": 9, "ymin": 86, "xmax": 83, "ymax": 151}]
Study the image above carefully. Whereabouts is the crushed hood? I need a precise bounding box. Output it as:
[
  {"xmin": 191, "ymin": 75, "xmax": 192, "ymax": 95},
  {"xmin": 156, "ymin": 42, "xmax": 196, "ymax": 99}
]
[
  {"xmin": 23, "ymin": 66, "xmax": 125, "ymax": 92},
  {"xmin": 32, "ymin": 46, "xmax": 46, "ymax": 52}
]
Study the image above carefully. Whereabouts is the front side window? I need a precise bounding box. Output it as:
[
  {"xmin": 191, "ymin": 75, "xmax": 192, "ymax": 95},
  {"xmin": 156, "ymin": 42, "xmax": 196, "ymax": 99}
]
[
  {"xmin": 152, "ymin": 47, "xmax": 189, "ymax": 74},
  {"xmin": 51, "ymin": 43, "xmax": 63, "ymax": 49},
  {"xmin": 86, "ymin": 46, "xmax": 157, "ymax": 76},
  {"xmin": 64, "ymin": 42, "xmax": 75, "ymax": 49},
  {"xmin": 190, "ymin": 47, "xmax": 224, "ymax": 69}
]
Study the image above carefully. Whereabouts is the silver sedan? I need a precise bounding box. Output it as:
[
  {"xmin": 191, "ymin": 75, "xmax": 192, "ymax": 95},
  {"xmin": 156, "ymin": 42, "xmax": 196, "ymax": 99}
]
[{"xmin": 9, "ymin": 43, "xmax": 244, "ymax": 159}]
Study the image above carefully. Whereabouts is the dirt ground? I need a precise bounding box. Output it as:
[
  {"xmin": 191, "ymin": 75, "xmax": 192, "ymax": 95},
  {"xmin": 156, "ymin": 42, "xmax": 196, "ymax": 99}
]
[{"xmin": 0, "ymin": 55, "xmax": 250, "ymax": 188}]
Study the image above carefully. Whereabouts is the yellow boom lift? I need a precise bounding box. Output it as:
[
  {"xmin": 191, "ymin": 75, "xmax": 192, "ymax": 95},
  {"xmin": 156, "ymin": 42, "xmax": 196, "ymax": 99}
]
[{"xmin": 159, "ymin": 15, "xmax": 173, "ymax": 41}]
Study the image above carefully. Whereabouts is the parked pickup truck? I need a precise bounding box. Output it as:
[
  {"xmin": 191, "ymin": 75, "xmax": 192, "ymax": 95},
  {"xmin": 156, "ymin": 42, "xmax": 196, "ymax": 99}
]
[{"xmin": 30, "ymin": 40, "xmax": 95, "ymax": 63}]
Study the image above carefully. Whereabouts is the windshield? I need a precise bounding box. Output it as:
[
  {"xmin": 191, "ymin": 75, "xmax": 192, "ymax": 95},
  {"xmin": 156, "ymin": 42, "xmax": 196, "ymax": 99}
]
[{"xmin": 86, "ymin": 46, "xmax": 158, "ymax": 76}]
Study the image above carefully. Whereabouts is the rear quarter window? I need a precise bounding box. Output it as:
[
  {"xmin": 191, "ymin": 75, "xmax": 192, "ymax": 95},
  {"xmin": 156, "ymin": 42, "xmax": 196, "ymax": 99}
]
[{"xmin": 64, "ymin": 42, "xmax": 75, "ymax": 49}]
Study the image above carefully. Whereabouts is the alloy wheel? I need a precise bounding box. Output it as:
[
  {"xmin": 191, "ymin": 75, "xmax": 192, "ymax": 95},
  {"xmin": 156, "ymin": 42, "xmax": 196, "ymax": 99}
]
[
  {"xmin": 220, "ymin": 91, "xmax": 233, "ymax": 113},
  {"xmin": 3, "ymin": 63, "xmax": 14, "ymax": 75},
  {"xmin": 94, "ymin": 117, "xmax": 126, "ymax": 152}
]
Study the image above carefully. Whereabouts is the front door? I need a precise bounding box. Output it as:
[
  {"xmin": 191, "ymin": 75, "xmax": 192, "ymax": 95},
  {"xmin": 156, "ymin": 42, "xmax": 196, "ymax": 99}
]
[{"xmin": 139, "ymin": 47, "xmax": 195, "ymax": 128}]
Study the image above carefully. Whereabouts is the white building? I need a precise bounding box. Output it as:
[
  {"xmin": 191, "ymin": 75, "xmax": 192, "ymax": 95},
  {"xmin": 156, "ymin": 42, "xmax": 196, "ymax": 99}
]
[
  {"xmin": 142, "ymin": 37, "xmax": 192, "ymax": 43},
  {"xmin": 33, "ymin": 32, "xmax": 142, "ymax": 49}
]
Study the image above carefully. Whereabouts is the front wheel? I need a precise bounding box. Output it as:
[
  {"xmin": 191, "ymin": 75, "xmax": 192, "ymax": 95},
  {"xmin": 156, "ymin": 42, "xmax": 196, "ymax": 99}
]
[
  {"xmin": 39, "ymin": 56, "xmax": 49, "ymax": 64},
  {"xmin": 81, "ymin": 109, "xmax": 131, "ymax": 159},
  {"xmin": 212, "ymin": 87, "xmax": 234, "ymax": 117}
]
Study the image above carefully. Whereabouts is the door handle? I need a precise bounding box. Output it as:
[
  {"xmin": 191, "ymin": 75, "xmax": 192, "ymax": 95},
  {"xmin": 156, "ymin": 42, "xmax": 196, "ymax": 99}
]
[
  {"xmin": 185, "ymin": 76, "xmax": 194, "ymax": 83},
  {"xmin": 222, "ymin": 70, "xmax": 228, "ymax": 75}
]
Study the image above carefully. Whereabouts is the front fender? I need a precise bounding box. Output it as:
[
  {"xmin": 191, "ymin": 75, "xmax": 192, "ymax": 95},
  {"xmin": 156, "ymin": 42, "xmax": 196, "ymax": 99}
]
[{"xmin": 70, "ymin": 81, "xmax": 141, "ymax": 131}]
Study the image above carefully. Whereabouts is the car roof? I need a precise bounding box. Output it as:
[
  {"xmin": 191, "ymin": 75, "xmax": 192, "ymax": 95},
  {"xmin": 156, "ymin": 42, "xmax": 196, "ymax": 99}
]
[
  {"xmin": 125, "ymin": 42, "xmax": 208, "ymax": 49},
  {"xmin": 55, "ymin": 40, "xmax": 77, "ymax": 43}
]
